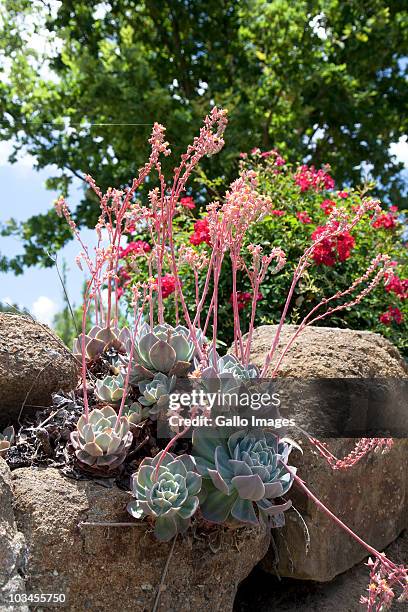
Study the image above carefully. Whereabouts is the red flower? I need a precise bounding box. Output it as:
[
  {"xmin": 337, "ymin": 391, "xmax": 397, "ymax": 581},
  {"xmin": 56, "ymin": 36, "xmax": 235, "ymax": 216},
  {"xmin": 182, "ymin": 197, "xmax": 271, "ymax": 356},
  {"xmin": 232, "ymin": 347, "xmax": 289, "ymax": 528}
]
[
  {"xmin": 384, "ymin": 273, "xmax": 408, "ymax": 299},
  {"xmin": 321, "ymin": 199, "xmax": 336, "ymax": 215},
  {"xmin": 297, "ymin": 211, "xmax": 312, "ymax": 224},
  {"xmin": 372, "ymin": 212, "xmax": 397, "ymax": 229},
  {"xmin": 295, "ymin": 165, "xmax": 335, "ymax": 192},
  {"xmin": 379, "ymin": 306, "xmax": 403, "ymax": 325},
  {"xmin": 180, "ymin": 196, "xmax": 195, "ymax": 210},
  {"xmin": 156, "ymin": 274, "xmax": 177, "ymax": 299},
  {"xmin": 230, "ymin": 291, "xmax": 263, "ymax": 311},
  {"xmin": 189, "ymin": 217, "xmax": 211, "ymax": 246},
  {"xmin": 338, "ymin": 191, "xmax": 349, "ymax": 199},
  {"xmin": 389, "ymin": 205, "xmax": 398, "ymax": 213},
  {"xmin": 275, "ymin": 155, "xmax": 285, "ymax": 166},
  {"xmin": 270, "ymin": 209, "xmax": 285, "ymax": 216},
  {"xmin": 311, "ymin": 224, "xmax": 355, "ymax": 266},
  {"xmin": 119, "ymin": 240, "xmax": 151, "ymax": 258}
]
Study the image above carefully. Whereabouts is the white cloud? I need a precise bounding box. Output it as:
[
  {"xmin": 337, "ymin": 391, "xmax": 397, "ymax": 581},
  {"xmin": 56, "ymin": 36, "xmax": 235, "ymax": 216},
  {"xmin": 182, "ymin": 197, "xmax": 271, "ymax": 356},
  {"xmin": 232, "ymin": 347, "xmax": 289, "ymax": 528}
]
[
  {"xmin": 0, "ymin": 139, "xmax": 36, "ymax": 169},
  {"xmin": 31, "ymin": 296, "xmax": 58, "ymax": 326},
  {"xmin": 389, "ymin": 136, "xmax": 408, "ymax": 168}
]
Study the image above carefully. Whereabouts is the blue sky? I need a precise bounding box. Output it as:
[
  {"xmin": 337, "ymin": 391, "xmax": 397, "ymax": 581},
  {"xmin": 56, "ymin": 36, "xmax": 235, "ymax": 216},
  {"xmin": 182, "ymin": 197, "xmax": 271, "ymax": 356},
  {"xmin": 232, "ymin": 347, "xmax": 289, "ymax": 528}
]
[{"xmin": 0, "ymin": 142, "xmax": 97, "ymax": 324}]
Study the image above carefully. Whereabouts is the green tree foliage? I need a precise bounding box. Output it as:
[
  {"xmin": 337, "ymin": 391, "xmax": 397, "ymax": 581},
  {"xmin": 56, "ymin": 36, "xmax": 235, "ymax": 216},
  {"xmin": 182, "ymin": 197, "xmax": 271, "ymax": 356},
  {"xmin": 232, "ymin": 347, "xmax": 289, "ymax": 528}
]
[{"xmin": 0, "ymin": 0, "xmax": 407, "ymax": 272}]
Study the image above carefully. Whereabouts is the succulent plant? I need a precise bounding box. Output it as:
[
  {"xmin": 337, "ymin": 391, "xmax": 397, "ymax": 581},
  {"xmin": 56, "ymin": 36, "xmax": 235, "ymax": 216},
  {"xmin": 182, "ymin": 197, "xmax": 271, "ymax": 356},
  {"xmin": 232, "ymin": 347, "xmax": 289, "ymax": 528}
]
[
  {"xmin": 95, "ymin": 373, "xmax": 126, "ymax": 405},
  {"xmin": 127, "ymin": 450, "xmax": 202, "ymax": 541},
  {"xmin": 73, "ymin": 325, "xmax": 131, "ymax": 363},
  {"xmin": 0, "ymin": 426, "xmax": 15, "ymax": 457},
  {"xmin": 203, "ymin": 352, "xmax": 259, "ymax": 380},
  {"xmin": 70, "ymin": 406, "xmax": 132, "ymax": 472},
  {"xmin": 192, "ymin": 428, "xmax": 296, "ymax": 527},
  {"xmin": 138, "ymin": 373, "xmax": 176, "ymax": 419},
  {"xmin": 124, "ymin": 322, "xmax": 198, "ymax": 382},
  {"xmin": 123, "ymin": 402, "xmax": 150, "ymax": 425},
  {"xmin": 199, "ymin": 352, "xmax": 260, "ymax": 404}
]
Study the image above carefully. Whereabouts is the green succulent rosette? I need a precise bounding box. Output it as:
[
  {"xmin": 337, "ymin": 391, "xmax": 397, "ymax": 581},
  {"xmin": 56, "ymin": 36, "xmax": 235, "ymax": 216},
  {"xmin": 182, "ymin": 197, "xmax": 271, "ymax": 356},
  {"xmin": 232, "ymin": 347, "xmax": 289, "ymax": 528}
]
[
  {"xmin": 127, "ymin": 451, "xmax": 202, "ymax": 541},
  {"xmin": 95, "ymin": 373, "xmax": 126, "ymax": 405},
  {"xmin": 192, "ymin": 428, "xmax": 295, "ymax": 527},
  {"xmin": 71, "ymin": 406, "xmax": 132, "ymax": 472}
]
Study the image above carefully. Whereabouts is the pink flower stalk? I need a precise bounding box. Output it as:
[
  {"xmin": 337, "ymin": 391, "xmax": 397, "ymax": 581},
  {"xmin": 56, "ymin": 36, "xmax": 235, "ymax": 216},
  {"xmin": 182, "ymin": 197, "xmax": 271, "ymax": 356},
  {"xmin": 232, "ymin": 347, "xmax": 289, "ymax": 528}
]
[{"xmin": 307, "ymin": 437, "xmax": 394, "ymax": 470}]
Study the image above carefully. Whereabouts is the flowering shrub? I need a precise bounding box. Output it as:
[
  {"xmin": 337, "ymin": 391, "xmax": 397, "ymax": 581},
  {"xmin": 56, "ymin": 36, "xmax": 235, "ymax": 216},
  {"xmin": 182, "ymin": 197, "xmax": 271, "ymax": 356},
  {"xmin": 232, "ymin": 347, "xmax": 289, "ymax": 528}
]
[
  {"xmin": 54, "ymin": 108, "xmax": 407, "ymax": 610},
  {"xmin": 121, "ymin": 149, "xmax": 406, "ymax": 355}
]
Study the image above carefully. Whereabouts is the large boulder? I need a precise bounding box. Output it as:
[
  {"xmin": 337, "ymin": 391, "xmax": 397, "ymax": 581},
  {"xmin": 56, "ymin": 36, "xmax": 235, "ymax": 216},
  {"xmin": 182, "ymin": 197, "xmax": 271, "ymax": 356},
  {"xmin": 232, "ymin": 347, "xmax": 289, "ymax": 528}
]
[
  {"xmin": 247, "ymin": 324, "xmax": 408, "ymax": 378},
  {"xmin": 0, "ymin": 313, "xmax": 79, "ymax": 427},
  {"xmin": 0, "ymin": 458, "xmax": 27, "ymax": 611},
  {"xmin": 12, "ymin": 467, "xmax": 270, "ymax": 612},
  {"xmin": 245, "ymin": 325, "xmax": 408, "ymax": 581},
  {"xmin": 262, "ymin": 437, "xmax": 408, "ymax": 581}
]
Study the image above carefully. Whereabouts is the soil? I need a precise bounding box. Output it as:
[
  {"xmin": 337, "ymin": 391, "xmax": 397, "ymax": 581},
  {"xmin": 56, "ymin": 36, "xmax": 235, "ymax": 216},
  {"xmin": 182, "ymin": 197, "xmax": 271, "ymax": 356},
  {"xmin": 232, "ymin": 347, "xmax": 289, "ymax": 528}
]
[{"xmin": 234, "ymin": 529, "xmax": 408, "ymax": 612}]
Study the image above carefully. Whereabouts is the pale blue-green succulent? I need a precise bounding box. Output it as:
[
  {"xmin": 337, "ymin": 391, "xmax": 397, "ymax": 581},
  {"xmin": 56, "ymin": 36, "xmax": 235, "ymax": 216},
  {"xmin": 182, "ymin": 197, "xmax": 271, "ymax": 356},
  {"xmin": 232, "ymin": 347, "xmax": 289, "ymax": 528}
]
[
  {"xmin": 71, "ymin": 406, "xmax": 132, "ymax": 471},
  {"xmin": 123, "ymin": 402, "xmax": 150, "ymax": 425},
  {"xmin": 95, "ymin": 373, "xmax": 126, "ymax": 405},
  {"xmin": 73, "ymin": 325, "xmax": 131, "ymax": 363},
  {"xmin": 138, "ymin": 373, "xmax": 176, "ymax": 419},
  {"xmin": 127, "ymin": 451, "xmax": 202, "ymax": 541},
  {"xmin": 192, "ymin": 428, "xmax": 295, "ymax": 527},
  {"xmin": 124, "ymin": 322, "xmax": 198, "ymax": 382}
]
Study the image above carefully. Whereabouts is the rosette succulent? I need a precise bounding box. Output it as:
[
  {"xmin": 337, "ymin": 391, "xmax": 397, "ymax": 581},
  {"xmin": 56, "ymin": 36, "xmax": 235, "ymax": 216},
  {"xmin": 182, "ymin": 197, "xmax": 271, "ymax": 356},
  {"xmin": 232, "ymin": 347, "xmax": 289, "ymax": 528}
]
[
  {"xmin": 95, "ymin": 373, "xmax": 126, "ymax": 405},
  {"xmin": 73, "ymin": 325, "xmax": 131, "ymax": 363},
  {"xmin": 138, "ymin": 373, "xmax": 176, "ymax": 419},
  {"xmin": 123, "ymin": 402, "xmax": 150, "ymax": 425},
  {"xmin": 192, "ymin": 428, "xmax": 295, "ymax": 527},
  {"xmin": 200, "ymin": 352, "xmax": 260, "ymax": 403},
  {"xmin": 71, "ymin": 406, "xmax": 132, "ymax": 472},
  {"xmin": 125, "ymin": 322, "xmax": 197, "ymax": 381},
  {"xmin": 127, "ymin": 451, "xmax": 202, "ymax": 541},
  {"xmin": 0, "ymin": 426, "xmax": 14, "ymax": 457}
]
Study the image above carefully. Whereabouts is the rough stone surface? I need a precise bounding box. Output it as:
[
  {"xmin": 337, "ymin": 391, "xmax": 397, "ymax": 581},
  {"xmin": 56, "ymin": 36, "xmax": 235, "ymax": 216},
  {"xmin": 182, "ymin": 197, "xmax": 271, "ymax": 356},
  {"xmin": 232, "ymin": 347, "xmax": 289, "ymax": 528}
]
[
  {"xmin": 261, "ymin": 438, "xmax": 408, "ymax": 581},
  {"xmin": 245, "ymin": 325, "xmax": 408, "ymax": 581},
  {"xmin": 247, "ymin": 324, "xmax": 408, "ymax": 378},
  {"xmin": 0, "ymin": 458, "xmax": 27, "ymax": 611},
  {"xmin": 12, "ymin": 467, "xmax": 270, "ymax": 612},
  {"xmin": 235, "ymin": 529, "xmax": 408, "ymax": 612},
  {"xmin": 0, "ymin": 313, "xmax": 79, "ymax": 426}
]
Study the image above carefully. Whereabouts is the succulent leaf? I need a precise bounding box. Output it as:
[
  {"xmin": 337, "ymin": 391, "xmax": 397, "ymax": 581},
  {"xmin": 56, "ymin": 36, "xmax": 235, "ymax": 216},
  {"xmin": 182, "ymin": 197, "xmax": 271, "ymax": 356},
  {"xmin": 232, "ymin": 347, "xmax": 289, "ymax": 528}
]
[
  {"xmin": 192, "ymin": 428, "xmax": 296, "ymax": 527},
  {"xmin": 127, "ymin": 450, "xmax": 201, "ymax": 541}
]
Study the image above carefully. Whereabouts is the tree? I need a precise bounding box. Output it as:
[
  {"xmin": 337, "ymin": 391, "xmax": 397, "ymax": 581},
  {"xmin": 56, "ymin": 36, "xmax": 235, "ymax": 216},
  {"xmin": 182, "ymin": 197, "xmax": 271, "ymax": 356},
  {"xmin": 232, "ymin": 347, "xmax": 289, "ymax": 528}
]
[{"xmin": 1, "ymin": 0, "xmax": 407, "ymax": 272}]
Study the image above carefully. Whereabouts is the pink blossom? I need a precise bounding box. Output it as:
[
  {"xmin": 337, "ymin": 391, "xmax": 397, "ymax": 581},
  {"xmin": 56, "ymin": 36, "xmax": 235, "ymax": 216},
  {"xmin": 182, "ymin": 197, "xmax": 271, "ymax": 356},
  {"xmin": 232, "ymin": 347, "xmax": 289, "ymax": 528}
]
[
  {"xmin": 372, "ymin": 212, "xmax": 397, "ymax": 229},
  {"xmin": 321, "ymin": 199, "xmax": 336, "ymax": 215},
  {"xmin": 384, "ymin": 273, "xmax": 408, "ymax": 299},
  {"xmin": 295, "ymin": 165, "xmax": 335, "ymax": 192},
  {"xmin": 297, "ymin": 211, "xmax": 312, "ymax": 224},
  {"xmin": 119, "ymin": 240, "xmax": 151, "ymax": 258},
  {"xmin": 190, "ymin": 217, "xmax": 211, "ymax": 246},
  {"xmin": 379, "ymin": 306, "xmax": 404, "ymax": 325},
  {"xmin": 180, "ymin": 196, "xmax": 196, "ymax": 209}
]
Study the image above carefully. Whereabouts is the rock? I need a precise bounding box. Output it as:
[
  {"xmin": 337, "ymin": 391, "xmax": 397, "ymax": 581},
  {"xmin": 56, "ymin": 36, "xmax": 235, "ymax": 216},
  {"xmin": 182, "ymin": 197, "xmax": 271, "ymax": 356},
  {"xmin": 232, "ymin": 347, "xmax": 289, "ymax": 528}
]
[
  {"xmin": 236, "ymin": 529, "xmax": 408, "ymax": 612},
  {"xmin": 244, "ymin": 325, "xmax": 408, "ymax": 581},
  {"xmin": 0, "ymin": 313, "xmax": 79, "ymax": 426},
  {"xmin": 261, "ymin": 438, "xmax": 408, "ymax": 581},
  {"xmin": 12, "ymin": 467, "xmax": 270, "ymax": 612},
  {"xmin": 247, "ymin": 324, "xmax": 408, "ymax": 378},
  {"xmin": 0, "ymin": 458, "xmax": 27, "ymax": 611}
]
